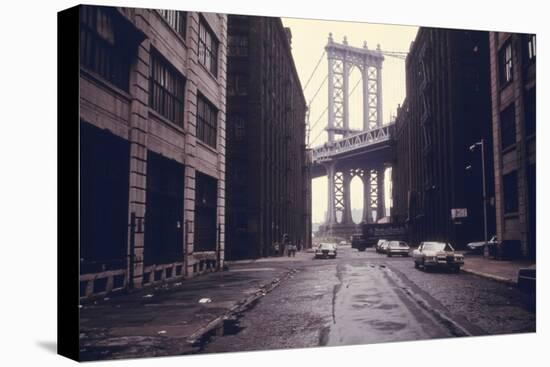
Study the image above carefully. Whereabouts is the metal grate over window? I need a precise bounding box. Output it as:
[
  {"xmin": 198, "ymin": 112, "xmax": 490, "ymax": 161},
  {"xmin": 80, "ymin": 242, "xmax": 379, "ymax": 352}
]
[
  {"xmin": 197, "ymin": 94, "xmax": 218, "ymax": 148},
  {"xmin": 80, "ymin": 6, "xmax": 130, "ymax": 91},
  {"xmin": 149, "ymin": 51, "xmax": 185, "ymax": 126},
  {"xmin": 198, "ymin": 18, "xmax": 219, "ymax": 76},
  {"xmin": 157, "ymin": 9, "xmax": 187, "ymax": 38}
]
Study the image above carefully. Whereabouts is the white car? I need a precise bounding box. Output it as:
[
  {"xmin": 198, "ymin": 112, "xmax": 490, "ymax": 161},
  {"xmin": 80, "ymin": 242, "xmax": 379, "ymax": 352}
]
[
  {"xmin": 466, "ymin": 235, "xmax": 498, "ymax": 252},
  {"xmin": 314, "ymin": 243, "xmax": 337, "ymax": 259},
  {"xmin": 386, "ymin": 241, "xmax": 410, "ymax": 257},
  {"xmin": 412, "ymin": 241, "xmax": 464, "ymax": 272}
]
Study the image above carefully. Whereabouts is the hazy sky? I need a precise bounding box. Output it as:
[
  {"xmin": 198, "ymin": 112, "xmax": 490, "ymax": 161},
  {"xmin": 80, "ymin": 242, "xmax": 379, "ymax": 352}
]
[{"xmin": 281, "ymin": 17, "xmax": 418, "ymax": 224}]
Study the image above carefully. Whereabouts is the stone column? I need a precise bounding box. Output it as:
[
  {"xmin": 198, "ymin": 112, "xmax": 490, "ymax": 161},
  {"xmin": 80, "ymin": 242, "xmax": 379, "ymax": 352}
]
[
  {"xmin": 362, "ymin": 170, "xmax": 372, "ymax": 223},
  {"xmin": 325, "ymin": 162, "xmax": 337, "ymax": 225},
  {"xmin": 342, "ymin": 170, "xmax": 352, "ymax": 224},
  {"xmin": 127, "ymin": 31, "xmax": 151, "ymax": 290},
  {"xmin": 376, "ymin": 166, "xmax": 386, "ymax": 221}
]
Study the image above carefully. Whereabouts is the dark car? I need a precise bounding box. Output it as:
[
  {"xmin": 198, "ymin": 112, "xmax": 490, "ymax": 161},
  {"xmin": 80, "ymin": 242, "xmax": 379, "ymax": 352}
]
[
  {"xmin": 517, "ymin": 265, "xmax": 536, "ymax": 310},
  {"xmin": 351, "ymin": 234, "xmax": 368, "ymax": 252}
]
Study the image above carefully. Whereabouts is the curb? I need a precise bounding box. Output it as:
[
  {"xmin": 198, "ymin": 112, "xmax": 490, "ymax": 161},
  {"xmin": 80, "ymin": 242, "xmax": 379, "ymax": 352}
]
[
  {"xmin": 461, "ymin": 268, "xmax": 517, "ymax": 286},
  {"xmin": 185, "ymin": 268, "xmax": 298, "ymax": 347}
]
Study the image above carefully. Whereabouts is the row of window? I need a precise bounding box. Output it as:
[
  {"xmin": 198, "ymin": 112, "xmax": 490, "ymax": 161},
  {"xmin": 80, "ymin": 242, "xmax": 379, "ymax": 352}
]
[
  {"xmin": 498, "ymin": 34, "xmax": 536, "ymax": 86},
  {"xmin": 80, "ymin": 7, "xmax": 220, "ymax": 148},
  {"xmin": 499, "ymin": 86, "xmax": 536, "ymax": 150}
]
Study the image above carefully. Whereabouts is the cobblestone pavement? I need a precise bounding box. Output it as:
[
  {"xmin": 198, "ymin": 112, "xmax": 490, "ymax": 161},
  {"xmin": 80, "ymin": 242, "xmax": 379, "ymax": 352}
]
[{"xmin": 200, "ymin": 246, "xmax": 535, "ymax": 354}]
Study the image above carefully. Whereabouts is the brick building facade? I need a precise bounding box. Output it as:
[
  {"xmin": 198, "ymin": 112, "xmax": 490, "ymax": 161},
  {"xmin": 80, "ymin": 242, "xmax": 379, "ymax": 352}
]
[
  {"xmin": 392, "ymin": 28, "xmax": 495, "ymax": 248},
  {"xmin": 225, "ymin": 15, "xmax": 310, "ymax": 259},
  {"xmin": 78, "ymin": 5, "xmax": 227, "ymax": 298},
  {"xmin": 488, "ymin": 32, "xmax": 536, "ymax": 259}
]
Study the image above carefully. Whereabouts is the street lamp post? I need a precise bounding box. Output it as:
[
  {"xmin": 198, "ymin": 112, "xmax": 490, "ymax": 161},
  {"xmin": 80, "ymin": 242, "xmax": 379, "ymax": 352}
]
[{"xmin": 469, "ymin": 139, "xmax": 488, "ymax": 257}]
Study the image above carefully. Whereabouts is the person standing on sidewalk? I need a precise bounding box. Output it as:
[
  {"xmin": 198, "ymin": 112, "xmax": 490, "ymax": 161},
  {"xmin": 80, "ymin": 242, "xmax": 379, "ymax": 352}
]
[
  {"xmin": 282, "ymin": 233, "xmax": 290, "ymax": 257},
  {"xmin": 288, "ymin": 239, "xmax": 296, "ymax": 257}
]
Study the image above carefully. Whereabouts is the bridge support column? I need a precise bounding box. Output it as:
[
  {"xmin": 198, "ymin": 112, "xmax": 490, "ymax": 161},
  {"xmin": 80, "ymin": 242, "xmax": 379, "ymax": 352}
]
[
  {"xmin": 342, "ymin": 171, "xmax": 352, "ymax": 224},
  {"xmin": 376, "ymin": 166, "xmax": 386, "ymax": 221},
  {"xmin": 376, "ymin": 63, "xmax": 383, "ymax": 127},
  {"xmin": 324, "ymin": 161, "xmax": 337, "ymax": 225},
  {"xmin": 343, "ymin": 55, "xmax": 350, "ymax": 134},
  {"xmin": 362, "ymin": 66, "xmax": 369, "ymax": 131},
  {"xmin": 362, "ymin": 170, "xmax": 372, "ymax": 223},
  {"xmin": 327, "ymin": 35, "xmax": 335, "ymax": 143}
]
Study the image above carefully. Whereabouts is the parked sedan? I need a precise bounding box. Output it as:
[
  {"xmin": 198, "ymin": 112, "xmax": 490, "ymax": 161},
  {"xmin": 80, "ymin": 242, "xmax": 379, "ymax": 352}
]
[
  {"xmin": 314, "ymin": 243, "xmax": 337, "ymax": 259},
  {"xmin": 466, "ymin": 235, "xmax": 498, "ymax": 253},
  {"xmin": 386, "ymin": 241, "xmax": 410, "ymax": 257},
  {"xmin": 412, "ymin": 241, "xmax": 464, "ymax": 272}
]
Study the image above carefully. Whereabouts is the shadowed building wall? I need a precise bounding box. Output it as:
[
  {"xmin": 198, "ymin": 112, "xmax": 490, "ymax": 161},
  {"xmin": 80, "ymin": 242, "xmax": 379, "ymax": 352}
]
[
  {"xmin": 226, "ymin": 15, "xmax": 309, "ymax": 259},
  {"xmin": 392, "ymin": 28, "xmax": 495, "ymax": 248}
]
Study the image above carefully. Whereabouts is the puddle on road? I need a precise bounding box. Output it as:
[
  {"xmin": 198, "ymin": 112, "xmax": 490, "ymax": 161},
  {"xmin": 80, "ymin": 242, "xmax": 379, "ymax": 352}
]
[{"xmin": 191, "ymin": 316, "xmax": 245, "ymax": 352}]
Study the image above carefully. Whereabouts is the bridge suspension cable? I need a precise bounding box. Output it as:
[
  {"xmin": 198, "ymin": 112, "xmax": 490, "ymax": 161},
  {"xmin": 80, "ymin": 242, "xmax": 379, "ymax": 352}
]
[
  {"xmin": 309, "ymin": 76, "xmax": 363, "ymax": 146},
  {"xmin": 302, "ymin": 51, "xmax": 326, "ymax": 91},
  {"xmin": 308, "ymin": 74, "xmax": 328, "ymax": 106}
]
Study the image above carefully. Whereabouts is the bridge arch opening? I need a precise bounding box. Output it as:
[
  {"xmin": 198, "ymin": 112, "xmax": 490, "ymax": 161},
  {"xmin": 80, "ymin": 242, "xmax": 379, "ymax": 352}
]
[
  {"xmin": 348, "ymin": 66, "xmax": 364, "ymax": 132},
  {"xmin": 350, "ymin": 175, "xmax": 364, "ymax": 224}
]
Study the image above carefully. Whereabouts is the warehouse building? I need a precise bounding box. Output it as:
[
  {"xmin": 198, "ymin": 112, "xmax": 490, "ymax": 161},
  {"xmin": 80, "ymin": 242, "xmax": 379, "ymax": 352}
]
[
  {"xmin": 488, "ymin": 32, "xmax": 536, "ymax": 259},
  {"xmin": 78, "ymin": 5, "xmax": 227, "ymax": 298},
  {"xmin": 392, "ymin": 28, "xmax": 495, "ymax": 248},
  {"xmin": 225, "ymin": 15, "xmax": 310, "ymax": 259}
]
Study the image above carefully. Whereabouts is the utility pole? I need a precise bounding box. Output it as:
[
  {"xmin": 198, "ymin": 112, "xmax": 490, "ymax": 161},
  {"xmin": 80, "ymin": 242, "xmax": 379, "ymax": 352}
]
[{"xmin": 470, "ymin": 139, "xmax": 488, "ymax": 257}]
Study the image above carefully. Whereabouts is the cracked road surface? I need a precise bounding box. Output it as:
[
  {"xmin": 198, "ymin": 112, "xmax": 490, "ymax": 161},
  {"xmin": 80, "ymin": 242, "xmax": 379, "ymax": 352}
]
[{"xmin": 198, "ymin": 245, "xmax": 535, "ymax": 354}]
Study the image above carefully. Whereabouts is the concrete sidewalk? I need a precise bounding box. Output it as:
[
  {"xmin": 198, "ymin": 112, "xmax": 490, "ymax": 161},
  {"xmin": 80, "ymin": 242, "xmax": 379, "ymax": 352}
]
[
  {"xmin": 79, "ymin": 258, "xmax": 301, "ymax": 360},
  {"xmin": 459, "ymin": 252, "xmax": 535, "ymax": 285}
]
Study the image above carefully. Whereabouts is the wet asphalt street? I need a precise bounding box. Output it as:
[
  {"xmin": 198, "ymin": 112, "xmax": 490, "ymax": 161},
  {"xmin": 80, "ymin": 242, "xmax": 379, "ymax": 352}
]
[{"xmin": 198, "ymin": 245, "xmax": 535, "ymax": 354}]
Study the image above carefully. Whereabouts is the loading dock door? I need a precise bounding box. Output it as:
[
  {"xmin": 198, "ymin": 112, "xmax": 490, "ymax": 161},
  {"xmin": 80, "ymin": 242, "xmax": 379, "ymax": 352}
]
[
  {"xmin": 194, "ymin": 172, "xmax": 218, "ymax": 252},
  {"xmin": 144, "ymin": 152, "xmax": 184, "ymax": 265},
  {"xmin": 80, "ymin": 122, "xmax": 130, "ymax": 274}
]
